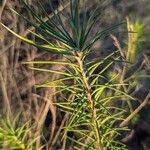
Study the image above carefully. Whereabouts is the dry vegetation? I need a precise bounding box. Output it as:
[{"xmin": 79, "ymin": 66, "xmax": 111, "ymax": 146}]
[{"xmin": 0, "ymin": 0, "xmax": 150, "ymax": 150}]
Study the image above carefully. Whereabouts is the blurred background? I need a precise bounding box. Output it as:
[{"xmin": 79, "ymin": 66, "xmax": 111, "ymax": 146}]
[{"xmin": 0, "ymin": 0, "xmax": 150, "ymax": 149}]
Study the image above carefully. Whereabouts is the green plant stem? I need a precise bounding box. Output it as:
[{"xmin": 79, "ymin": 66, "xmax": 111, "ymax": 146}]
[{"xmin": 75, "ymin": 52, "xmax": 103, "ymax": 150}]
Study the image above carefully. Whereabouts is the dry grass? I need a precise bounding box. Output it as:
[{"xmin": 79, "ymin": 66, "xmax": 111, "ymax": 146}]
[
  {"xmin": 0, "ymin": 0, "xmax": 150, "ymax": 149},
  {"xmin": 0, "ymin": 1, "xmax": 79, "ymax": 149}
]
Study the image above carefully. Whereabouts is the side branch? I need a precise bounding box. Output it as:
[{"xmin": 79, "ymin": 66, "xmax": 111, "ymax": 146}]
[{"xmin": 120, "ymin": 92, "xmax": 150, "ymax": 127}]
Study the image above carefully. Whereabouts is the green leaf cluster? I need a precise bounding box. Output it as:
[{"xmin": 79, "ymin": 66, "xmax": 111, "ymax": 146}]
[
  {"xmin": 0, "ymin": 0, "xmax": 131, "ymax": 149},
  {"xmin": 0, "ymin": 114, "xmax": 40, "ymax": 150}
]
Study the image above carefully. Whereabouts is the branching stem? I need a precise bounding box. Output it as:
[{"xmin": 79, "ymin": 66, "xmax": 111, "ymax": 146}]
[{"xmin": 75, "ymin": 52, "xmax": 103, "ymax": 150}]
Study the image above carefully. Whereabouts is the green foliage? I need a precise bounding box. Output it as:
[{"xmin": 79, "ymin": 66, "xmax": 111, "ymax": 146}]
[
  {"xmin": 0, "ymin": 0, "xmax": 124, "ymax": 55},
  {"xmin": 126, "ymin": 17, "xmax": 145, "ymax": 65},
  {"xmin": 0, "ymin": 0, "xmax": 133, "ymax": 149},
  {"xmin": 0, "ymin": 114, "xmax": 40, "ymax": 150}
]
